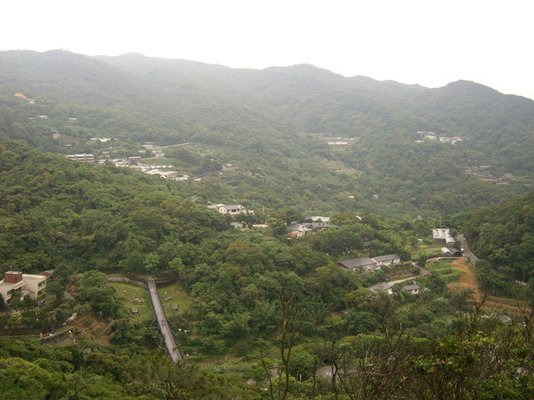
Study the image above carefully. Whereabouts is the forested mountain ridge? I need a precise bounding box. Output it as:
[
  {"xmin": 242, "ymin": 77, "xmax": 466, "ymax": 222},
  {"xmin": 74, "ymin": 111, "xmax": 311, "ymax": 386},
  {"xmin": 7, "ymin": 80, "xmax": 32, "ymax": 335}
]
[
  {"xmin": 99, "ymin": 52, "xmax": 534, "ymax": 146},
  {"xmin": 1, "ymin": 50, "xmax": 532, "ymax": 217}
]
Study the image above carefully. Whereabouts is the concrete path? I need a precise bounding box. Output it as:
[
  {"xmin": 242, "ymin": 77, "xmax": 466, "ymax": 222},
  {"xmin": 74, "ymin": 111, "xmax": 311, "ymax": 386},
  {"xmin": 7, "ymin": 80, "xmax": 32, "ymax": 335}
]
[
  {"xmin": 368, "ymin": 265, "xmax": 429, "ymax": 292},
  {"xmin": 147, "ymin": 278, "xmax": 182, "ymax": 363},
  {"xmin": 458, "ymin": 234, "xmax": 480, "ymax": 264}
]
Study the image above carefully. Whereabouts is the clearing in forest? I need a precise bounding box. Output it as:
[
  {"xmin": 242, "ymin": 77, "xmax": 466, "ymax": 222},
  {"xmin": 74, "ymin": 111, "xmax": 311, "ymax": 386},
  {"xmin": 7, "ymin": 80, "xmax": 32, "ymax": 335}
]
[
  {"xmin": 447, "ymin": 258, "xmax": 525, "ymax": 313},
  {"xmin": 446, "ymin": 258, "xmax": 482, "ymax": 301}
]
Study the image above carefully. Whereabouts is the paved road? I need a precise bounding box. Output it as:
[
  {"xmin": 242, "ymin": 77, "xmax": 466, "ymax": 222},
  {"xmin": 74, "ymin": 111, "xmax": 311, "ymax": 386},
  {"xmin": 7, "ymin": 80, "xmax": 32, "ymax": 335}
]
[
  {"xmin": 458, "ymin": 234, "xmax": 479, "ymax": 264},
  {"xmin": 368, "ymin": 265, "xmax": 430, "ymax": 292},
  {"xmin": 147, "ymin": 278, "xmax": 182, "ymax": 363}
]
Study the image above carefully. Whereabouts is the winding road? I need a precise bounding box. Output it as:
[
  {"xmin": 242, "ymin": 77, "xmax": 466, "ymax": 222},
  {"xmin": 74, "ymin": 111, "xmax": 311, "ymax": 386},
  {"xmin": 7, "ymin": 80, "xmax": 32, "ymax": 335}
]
[
  {"xmin": 147, "ymin": 278, "xmax": 182, "ymax": 363},
  {"xmin": 368, "ymin": 265, "xmax": 430, "ymax": 292},
  {"xmin": 458, "ymin": 234, "xmax": 479, "ymax": 264}
]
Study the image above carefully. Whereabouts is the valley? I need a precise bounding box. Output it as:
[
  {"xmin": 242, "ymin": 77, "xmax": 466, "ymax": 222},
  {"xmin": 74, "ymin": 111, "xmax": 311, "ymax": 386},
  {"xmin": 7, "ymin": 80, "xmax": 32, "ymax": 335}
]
[{"xmin": 0, "ymin": 50, "xmax": 532, "ymax": 399}]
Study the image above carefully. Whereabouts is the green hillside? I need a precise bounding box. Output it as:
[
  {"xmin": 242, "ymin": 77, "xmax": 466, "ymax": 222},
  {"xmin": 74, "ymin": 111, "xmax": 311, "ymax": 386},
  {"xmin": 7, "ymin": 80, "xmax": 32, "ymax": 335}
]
[
  {"xmin": 1, "ymin": 50, "xmax": 532, "ymax": 218},
  {"xmin": 0, "ymin": 136, "xmax": 229, "ymax": 273},
  {"xmin": 464, "ymin": 193, "xmax": 534, "ymax": 295}
]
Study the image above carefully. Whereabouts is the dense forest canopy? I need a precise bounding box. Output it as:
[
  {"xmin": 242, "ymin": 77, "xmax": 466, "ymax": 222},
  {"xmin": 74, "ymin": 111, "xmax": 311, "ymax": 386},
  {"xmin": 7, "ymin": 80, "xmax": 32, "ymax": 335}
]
[
  {"xmin": 0, "ymin": 136, "xmax": 229, "ymax": 273},
  {"xmin": 464, "ymin": 193, "xmax": 534, "ymax": 295},
  {"xmin": 0, "ymin": 50, "xmax": 532, "ymax": 218}
]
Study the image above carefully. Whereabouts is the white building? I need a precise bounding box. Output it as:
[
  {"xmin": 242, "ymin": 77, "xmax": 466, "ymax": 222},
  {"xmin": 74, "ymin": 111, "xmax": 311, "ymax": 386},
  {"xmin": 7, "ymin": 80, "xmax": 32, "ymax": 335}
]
[
  {"xmin": 0, "ymin": 271, "xmax": 48, "ymax": 302},
  {"xmin": 339, "ymin": 253, "xmax": 401, "ymax": 273},
  {"xmin": 65, "ymin": 154, "xmax": 95, "ymax": 163},
  {"xmin": 432, "ymin": 228, "xmax": 455, "ymax": 248},
  {"xmin": 372, "ymin": 254, "xmax": 401, "ymax": 266},
  {"xmin": 207, "ymin": 204, "xmax": 252, "ymax": 215}
]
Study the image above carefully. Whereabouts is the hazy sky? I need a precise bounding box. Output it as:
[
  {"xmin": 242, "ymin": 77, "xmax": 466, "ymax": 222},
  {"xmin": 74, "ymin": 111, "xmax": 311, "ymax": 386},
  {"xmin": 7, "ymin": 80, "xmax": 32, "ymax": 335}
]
[{"xmin": 2, "ymin": 0, "xmax": 533, "ymax": 99}]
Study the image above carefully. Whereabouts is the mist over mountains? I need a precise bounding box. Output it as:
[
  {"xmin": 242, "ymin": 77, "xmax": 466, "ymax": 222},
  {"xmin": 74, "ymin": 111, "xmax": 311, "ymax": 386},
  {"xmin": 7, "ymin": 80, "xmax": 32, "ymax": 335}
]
[{"xmin": 1, "ymin": 49, "xmax": 532, "ymax": 216}]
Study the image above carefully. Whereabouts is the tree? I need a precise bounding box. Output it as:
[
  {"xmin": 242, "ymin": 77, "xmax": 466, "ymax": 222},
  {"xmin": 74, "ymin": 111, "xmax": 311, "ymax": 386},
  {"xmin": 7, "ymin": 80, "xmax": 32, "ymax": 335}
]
[
  {"xmin": 77, "ymin": 271, "xmax": 119, "ymax": 318},
  {"xmin": 46, "ymin": 281, "xmax": 65, "ymax": 305}
]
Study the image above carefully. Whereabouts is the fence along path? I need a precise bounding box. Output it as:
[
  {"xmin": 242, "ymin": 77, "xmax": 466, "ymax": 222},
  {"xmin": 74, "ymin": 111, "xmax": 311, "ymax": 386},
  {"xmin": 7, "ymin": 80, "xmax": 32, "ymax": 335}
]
[{"xmin": 147, "ymin": 278, "xmax": 182, "ymax": 363}]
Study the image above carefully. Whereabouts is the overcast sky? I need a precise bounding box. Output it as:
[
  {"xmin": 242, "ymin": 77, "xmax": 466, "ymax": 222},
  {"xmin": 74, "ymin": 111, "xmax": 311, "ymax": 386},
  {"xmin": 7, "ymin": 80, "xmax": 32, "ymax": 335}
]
[{"xmin": 2, "ymin": 0, "xmax": 533, "ymax": 99}]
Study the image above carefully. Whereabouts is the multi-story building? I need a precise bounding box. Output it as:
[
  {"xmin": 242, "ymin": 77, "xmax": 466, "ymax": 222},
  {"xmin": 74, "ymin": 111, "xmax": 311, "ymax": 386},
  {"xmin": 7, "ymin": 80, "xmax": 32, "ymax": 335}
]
[{"xmin": 0, "ymin": 271, "xmax": 48, "ymax": 302}]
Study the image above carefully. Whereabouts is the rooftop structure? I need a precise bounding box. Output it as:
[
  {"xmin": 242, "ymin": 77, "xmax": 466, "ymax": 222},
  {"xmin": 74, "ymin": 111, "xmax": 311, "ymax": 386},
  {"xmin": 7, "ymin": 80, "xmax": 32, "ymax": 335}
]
[
  {"xmin": 309, "ymin": 216, "xmax": 331, "ymax": 223},
  {"xmin": 65, "ymin": 153, "xmax": 95, "ymax": 163},
  {"xmin": 402, "ymin": 284, "xmax": 421, "ymax": 295},
  {"xmin": 373, "ymin": 254, "xmax": 401, "ymax": 265},
  {"xmin": 339, "ymin": 253, "xmax": 401, "ymax": 272},
  {"xmin": 338, "ymin": 258, "xmax": 378, "ymax": 271},
  {"xmin": 207, "ymin": 204, "xmax": 253, "ymax": 215},
  {"xmin": 432, "ymin": 228, "xmax": 455, "ymax": 247},
  {"xmin": 0, "ymin": 271, "xmax": 48, "ymax": 302}
]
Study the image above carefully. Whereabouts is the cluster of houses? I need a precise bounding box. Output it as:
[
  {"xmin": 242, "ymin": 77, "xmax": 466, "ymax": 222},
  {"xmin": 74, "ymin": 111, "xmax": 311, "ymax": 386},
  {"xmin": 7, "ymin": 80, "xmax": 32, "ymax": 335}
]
[
  {"xmin": 415, "ymin": 131, "xmax": 463, "ymax": 145},
  {"xmin": 0, "ymin": 270, "xmax": 52, "ymax": 303},
  {"xmin": 287, "ymin": 216, "xmax": 334, "ymax": 238},
  {"xmin": 433, "ymin": 228, "xmax": 463, "ymax": 256},
  {"xmin": 338, "ymin": 253, "xmax": 401, "ymax": 272},
  {"xmin": 65, "ymin": 153, "xmax": 95, "ymax": 163},
  {"xmin": 113, "ymin": 158, "xmax": 192, "ymax": 181},
  {"xmin": 64, "ymin": 152, "xmax": 193, "ymax": 182},
  {"xmin": 207, "ymin": 204, "xmax": 254, "ymax": 216},
  {"xmin": 376, "ymin": 281, "xmax": 421, "ymax": 295},
  {"xmin": 338, "ymin": 254, "xmax": 422, "ymax": 295},
  {"xmin": 285, "ymin": 219, "xmax": 416, "ymax": 295}
]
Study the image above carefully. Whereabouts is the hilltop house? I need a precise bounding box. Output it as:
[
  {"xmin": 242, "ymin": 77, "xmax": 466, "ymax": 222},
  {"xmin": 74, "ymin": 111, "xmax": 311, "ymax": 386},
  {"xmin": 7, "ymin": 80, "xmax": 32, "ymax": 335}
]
[{"xmin": 0, "ymin": 271, "xmax": 49, "ymax": 302}]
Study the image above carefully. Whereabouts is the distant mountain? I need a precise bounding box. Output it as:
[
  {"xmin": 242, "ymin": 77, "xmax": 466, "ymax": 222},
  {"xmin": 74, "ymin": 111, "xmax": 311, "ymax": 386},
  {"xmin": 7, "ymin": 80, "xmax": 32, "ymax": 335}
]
[
  {"xmin": 96, "ymin": 52, "xmax": 534, "ymax": 143},
  {"xmin": 0, "ymin": 50, "xmax": 532, "ymax": 216}
]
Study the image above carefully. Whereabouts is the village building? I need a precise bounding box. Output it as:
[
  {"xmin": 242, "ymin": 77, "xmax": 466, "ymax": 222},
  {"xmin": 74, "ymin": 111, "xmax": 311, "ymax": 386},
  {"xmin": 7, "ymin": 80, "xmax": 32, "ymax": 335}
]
[
  {"xmin": 286, "ymin": 220, "xmax": 336, "ymax": 239},
  {"xmin": 402, "ymin": 284, "xmax": 421, "ymax": 295},
  {"xmin": 309, "ymin": 216, "xmax": 331, "ymax": 223},
  {"xmin": 207, "ymin": 204, "xmax": 253, "ymax": 215},
  {"xmin": 0, "ymin": 271, "xmax": 49, "ymax": 302},
  {"xmin": 441, "ymin": 247, "xmax": 463, "ymax": 257},
  {"xmin": 65, "ymin": 153, "xmax": 95, "ymax": 163},
  {"xmin": 372, "ymin": 254, "xmax": 401, "ymax": 266},
  {"xmin": 432, "ymin": 228, "xmax": 455, "ymax": 248},
  {"xmin": 338, "ymin": 258, "xmax": 380, "ymax": 272},
  {"xmin": 338, "ymin": 253, "xmax": 401, "ymax": 273}
]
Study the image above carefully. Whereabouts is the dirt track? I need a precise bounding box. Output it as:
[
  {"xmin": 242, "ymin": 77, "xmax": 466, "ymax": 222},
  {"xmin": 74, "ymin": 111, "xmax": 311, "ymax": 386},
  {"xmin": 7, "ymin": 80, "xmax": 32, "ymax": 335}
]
[
  {"xmin": 447, "ymin": 258, "xmax": 482, "ymax": 301},
  {"xmin": 448, "ymin": 258, "xmax": 525, "ymax": 312}
]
